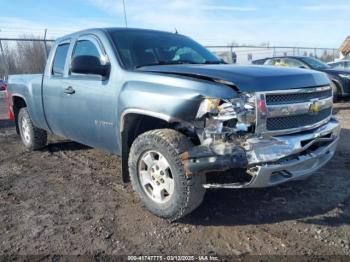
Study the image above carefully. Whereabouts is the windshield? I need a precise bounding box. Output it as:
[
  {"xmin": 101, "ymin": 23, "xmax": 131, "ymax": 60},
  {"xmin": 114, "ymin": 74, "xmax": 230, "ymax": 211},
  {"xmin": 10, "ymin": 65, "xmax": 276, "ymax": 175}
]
[
  {"xmin": 300, "ymin": 57, "xmax": 330, "ymax": 70},
  {"xmin": 108, "ymin": 29, "xmax": 223, "ymax": 69}
]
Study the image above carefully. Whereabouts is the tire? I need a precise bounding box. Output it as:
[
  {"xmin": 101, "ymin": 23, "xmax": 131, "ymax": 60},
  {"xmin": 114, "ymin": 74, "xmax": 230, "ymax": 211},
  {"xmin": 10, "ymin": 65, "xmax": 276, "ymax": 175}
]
[
  {"xmin": 128, "ymin": 129, "xmax": 206, "ymax": 220},
  {"xmin": 18, "ymin": 107, "xmax": 47, "ymax": 151},
  {"xmin": 331, "ymin": 81, "xmax": 340, "ymax": 102}
]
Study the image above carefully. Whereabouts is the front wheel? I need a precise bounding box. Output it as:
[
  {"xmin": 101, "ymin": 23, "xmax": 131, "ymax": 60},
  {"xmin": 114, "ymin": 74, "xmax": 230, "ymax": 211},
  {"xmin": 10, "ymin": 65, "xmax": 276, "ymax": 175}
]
[{"xmin": 128, "ymin": 129, "xmax": 206, "ymax": 220}]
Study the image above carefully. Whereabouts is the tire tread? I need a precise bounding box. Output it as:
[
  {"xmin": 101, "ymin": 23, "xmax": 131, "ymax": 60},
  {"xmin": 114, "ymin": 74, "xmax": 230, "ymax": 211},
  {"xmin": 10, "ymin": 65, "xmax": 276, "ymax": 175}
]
[
  {"xmin": 128, "ymin": 128, "xmax": 205, "ymax": 220},
  {"xmin": 18, "ymin": 108, "xmax": 47, "ymax": 151}
]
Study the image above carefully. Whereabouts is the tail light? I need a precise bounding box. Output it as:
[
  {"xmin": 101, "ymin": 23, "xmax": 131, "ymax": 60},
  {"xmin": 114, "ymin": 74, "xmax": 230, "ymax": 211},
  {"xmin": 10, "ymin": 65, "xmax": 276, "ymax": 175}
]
[{"xmin": 6, "ymin": 86, "xmax": 15, "ymax": 121}]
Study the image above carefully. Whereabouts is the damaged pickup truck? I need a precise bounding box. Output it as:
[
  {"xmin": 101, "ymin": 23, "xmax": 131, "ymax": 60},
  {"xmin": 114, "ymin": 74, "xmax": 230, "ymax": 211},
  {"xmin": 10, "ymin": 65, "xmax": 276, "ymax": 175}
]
[{"xmin": 7, "ymin": 28, "xmax": 340, "ymax": 220}]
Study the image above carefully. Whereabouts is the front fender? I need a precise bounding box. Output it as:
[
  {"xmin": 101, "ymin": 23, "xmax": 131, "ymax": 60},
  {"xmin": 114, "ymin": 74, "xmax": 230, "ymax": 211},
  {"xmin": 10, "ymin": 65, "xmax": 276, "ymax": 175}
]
[{"xmin": 118, "ymin": 72, "xmax": 238, "ymax": 132}]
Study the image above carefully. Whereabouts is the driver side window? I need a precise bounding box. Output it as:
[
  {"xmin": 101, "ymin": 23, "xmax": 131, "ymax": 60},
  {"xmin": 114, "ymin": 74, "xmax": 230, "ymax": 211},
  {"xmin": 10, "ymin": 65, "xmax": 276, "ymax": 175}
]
[
  {"xmin": 70, "ymin": 39, "xmax": 106, "ymax": 76},
  {"xmin": 72, "ymin": 40, "xmax": 101, "ymax": 60}
]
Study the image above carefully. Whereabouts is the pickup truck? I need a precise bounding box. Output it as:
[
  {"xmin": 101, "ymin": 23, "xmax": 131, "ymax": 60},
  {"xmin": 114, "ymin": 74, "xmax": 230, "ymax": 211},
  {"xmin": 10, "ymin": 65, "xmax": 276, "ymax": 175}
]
[{"xmin": 7, "ymin": 28, "xmax": 341, "ymax": 220}]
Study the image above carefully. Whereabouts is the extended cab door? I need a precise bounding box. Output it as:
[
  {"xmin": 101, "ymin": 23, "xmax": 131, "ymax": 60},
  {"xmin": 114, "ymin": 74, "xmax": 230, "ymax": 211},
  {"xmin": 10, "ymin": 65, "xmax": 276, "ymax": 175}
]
[
  {"xmin": 42, "ymin": 40, "xmax": 71, "ymax": 137},
  {"xmin": 58, "ymin": 35, "xmax": 117, "ymax": 152}
]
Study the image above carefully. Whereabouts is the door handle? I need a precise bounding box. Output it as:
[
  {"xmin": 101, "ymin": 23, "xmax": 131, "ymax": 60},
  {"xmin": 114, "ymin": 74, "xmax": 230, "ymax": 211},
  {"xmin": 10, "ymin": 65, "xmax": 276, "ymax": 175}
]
[{"xmin": 64, "ymin": 86, "xmax": 75, "ymax": 95}]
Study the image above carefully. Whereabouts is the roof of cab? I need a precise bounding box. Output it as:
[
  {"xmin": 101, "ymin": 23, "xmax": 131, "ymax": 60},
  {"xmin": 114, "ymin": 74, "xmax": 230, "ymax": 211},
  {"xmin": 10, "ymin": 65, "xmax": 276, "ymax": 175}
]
[{"xmin": 55, "ymin": 27, "xmax": 179, "ymax": 42}]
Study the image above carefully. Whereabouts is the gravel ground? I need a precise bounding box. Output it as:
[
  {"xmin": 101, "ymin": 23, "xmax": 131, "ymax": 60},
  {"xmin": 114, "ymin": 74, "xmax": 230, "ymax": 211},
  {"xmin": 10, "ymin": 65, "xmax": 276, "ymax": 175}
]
[{"xmin": 0, "ymin": 91, "xmax": 349, "ymax": 258}]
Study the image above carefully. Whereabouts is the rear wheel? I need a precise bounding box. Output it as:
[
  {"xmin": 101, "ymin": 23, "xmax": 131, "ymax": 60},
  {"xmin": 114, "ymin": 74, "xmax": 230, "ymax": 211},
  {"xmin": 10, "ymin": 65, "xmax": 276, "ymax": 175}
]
[
  {"xmin": 18, "ymin": 108, "xmax": 47, "ymax": 151},
  {"xmin": 128, "ymin": 129, "xmax": 206, "ymax": 220}
]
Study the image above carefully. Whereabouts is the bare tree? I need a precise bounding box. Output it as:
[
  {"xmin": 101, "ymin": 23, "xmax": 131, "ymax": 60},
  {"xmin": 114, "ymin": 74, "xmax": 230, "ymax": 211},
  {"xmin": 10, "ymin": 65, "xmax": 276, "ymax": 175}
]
[
  {"xmin": 0, "ymin": 41, "xmax": 18, "ymax": 78},
  {"xmin": 15, "ymin": 35, "xmax": 47, "ymax": 74},
  {"xmin": 0, "ymin": 35, "xmax": 49, "ymax": 78}
]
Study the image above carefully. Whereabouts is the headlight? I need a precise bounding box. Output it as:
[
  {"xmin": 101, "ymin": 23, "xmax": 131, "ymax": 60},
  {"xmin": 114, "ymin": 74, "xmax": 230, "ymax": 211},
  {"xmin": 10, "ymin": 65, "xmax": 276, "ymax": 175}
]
[
  {"xmin": 196, "ymin": 93, "xmax": 256, "ymax": 139},
  {"xmin": 196, "ymin": 98, "xmax": 221, "ymax": 119},
  {"xmin": 339, "ymin": 74, "xmax": 350, "ymax": 80},
  {"xmin": 196, "ymin": 94, "xmax": 255, "ymax": 119}
]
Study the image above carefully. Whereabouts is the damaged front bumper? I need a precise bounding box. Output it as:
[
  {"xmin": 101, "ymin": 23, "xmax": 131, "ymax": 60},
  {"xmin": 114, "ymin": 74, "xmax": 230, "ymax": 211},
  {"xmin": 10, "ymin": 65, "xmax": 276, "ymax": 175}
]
[{"xmin": 181, "ymin": 117, "xmax": 341, "ymax": 188}]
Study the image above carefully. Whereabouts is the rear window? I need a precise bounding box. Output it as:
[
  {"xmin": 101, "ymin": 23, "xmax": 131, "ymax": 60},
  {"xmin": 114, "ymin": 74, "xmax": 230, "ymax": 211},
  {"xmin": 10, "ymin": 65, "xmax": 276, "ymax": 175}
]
[{"xmin": 52, "ymin": 43, "xmax": 70, "ymax": 76}]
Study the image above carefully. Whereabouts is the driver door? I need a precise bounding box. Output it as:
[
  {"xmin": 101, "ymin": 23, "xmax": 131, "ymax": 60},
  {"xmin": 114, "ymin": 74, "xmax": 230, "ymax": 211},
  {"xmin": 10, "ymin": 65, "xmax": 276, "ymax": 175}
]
[{"xmin": 59, "ymin": 35, "xmax": 117, "ymax": 152}]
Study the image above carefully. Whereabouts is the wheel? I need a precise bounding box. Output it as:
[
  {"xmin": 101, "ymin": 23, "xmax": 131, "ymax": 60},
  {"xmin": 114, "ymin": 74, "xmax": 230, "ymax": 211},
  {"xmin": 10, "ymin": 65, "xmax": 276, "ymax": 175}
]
[
  {"xmin": 331, "ymin": 81, "xmax": 340, "ymax": 102},
  {"xmin": 128, "ymin": 129, "xmax": 206, "ymax": 220},
  {"xmin": 18, "ymin": 107, "xmax": 47, "ymax": 151}
]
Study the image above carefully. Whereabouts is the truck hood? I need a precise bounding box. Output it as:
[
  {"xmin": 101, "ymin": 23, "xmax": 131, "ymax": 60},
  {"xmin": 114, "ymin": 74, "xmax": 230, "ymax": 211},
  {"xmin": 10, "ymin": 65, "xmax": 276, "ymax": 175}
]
[{"xmin": 137, "ymin": 64, "xmax": 330, "ymax": 92}]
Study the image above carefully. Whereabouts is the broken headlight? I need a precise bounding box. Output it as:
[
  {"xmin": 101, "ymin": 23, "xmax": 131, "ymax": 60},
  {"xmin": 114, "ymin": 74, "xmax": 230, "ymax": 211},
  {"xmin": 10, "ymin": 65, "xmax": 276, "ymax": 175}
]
[{"xmin": 196, "ymin": 94, "xmax": 256, "ymax": 141}]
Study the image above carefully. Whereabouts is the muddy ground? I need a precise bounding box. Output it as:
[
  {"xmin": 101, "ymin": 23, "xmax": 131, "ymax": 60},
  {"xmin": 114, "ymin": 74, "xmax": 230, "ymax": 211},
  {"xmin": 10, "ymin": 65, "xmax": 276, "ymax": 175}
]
[{"xmin": 0, "ymin": 90, "xmax": 349, "ymax": 258}]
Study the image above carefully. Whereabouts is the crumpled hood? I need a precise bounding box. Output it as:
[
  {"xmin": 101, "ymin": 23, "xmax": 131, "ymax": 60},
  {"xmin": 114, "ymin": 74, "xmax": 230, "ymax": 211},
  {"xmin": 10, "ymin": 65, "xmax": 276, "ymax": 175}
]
[{"xmin": 137, "ymin": 64, "xmax": 330, "ymax": 92}]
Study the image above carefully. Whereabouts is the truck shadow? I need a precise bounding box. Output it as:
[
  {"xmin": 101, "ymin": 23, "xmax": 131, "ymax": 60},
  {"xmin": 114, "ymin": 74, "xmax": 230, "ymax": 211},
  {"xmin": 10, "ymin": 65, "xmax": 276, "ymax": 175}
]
[
  {"xmin": 181, "ymin": 127, "xmax": 350, "ymax": 227},
  {"xmin": 45, "ymin": 141, "xmax": 91, "ymax": 153}
]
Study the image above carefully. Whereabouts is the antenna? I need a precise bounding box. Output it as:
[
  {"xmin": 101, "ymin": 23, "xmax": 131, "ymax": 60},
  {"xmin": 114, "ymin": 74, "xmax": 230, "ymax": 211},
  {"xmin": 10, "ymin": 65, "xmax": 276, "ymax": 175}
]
[{"xmin": 122, "ymin": 0, "xmax": 128, "ymax": 28}]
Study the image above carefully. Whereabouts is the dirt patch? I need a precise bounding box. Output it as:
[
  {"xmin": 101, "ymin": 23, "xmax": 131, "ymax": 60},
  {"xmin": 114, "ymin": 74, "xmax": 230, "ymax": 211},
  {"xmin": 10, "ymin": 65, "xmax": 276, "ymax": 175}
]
[{"xmin": 0, "ymin": 94, "xmax": 349, "ymax": 257}]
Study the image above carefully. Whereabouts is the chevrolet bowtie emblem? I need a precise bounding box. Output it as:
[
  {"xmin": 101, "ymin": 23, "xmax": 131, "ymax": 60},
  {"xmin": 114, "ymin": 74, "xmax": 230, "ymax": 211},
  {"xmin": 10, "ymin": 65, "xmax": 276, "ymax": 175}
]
[{"xmin": 309, "ymin": 101, "xmax": 320, "ymax": 114}]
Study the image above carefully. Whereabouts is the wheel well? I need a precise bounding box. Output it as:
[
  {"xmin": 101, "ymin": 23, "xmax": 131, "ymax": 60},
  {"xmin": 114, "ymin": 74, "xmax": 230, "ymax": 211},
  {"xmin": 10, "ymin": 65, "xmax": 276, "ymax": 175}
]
[
  {"xmin": 121, "ymin": 114, "xmax": 174, "ymax": 183},
  {"xmin": 12, "ymin": 96, "xmax": 27, "ymax": 134},
  {"xmin": 332, "ymin": 80, "xmax": 343, "ymax": 95}
]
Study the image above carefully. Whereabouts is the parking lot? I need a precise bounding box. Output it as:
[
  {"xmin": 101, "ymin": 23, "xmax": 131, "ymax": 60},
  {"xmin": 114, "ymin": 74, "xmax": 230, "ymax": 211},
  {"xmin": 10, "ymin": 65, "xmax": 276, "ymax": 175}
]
[{"xmin": 0, "ymin": 91, "xmax": 350, "ymax": 256}]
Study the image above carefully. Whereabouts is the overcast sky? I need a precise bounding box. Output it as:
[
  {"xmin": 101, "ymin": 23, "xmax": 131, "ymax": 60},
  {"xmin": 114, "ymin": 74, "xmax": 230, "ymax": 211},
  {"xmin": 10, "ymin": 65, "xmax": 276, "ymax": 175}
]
[{"xmin": 0, "ymin": 0, "xmax": 349, "ymax": 48}]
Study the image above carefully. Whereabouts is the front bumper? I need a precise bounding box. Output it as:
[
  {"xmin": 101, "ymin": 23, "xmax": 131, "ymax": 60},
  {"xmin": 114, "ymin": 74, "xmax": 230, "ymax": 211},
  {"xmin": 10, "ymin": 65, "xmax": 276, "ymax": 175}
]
[{"xmin": 182, "ymin": 118, "xmax": 340, "ymax": 188}]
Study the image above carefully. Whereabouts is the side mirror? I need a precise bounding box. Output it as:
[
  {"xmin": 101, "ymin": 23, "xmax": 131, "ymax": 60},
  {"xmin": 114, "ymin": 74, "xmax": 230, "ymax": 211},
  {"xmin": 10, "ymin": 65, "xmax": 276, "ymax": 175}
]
[
  {"xmin": 299, "ymin": 65, "xmax": 307, "ymax": 69},
  {"xmin": 71, "ymin": 55, "xmax": 110, "ymax": 77}
]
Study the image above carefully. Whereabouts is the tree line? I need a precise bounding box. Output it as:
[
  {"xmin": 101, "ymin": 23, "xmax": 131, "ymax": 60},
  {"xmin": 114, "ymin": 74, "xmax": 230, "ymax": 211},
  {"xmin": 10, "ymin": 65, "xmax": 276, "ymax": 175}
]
[{"xmin": 0, "ymin": 35, "xmax": 51, "ymax": 79}]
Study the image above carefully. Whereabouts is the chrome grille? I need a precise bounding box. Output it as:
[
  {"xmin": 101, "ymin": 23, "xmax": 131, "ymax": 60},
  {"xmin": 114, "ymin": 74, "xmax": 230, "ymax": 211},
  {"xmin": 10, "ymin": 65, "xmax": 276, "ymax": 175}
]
[
  {"xmin": 266, "ymin": 108, "xmax": 332, "ymax": 131},
  {"xmin": 266, "ymin": 89, "xmax": 332, "ymax": 105},
  {"xmin": 256, "ymin": 85, "xmax": 333, "ymax": 135}
]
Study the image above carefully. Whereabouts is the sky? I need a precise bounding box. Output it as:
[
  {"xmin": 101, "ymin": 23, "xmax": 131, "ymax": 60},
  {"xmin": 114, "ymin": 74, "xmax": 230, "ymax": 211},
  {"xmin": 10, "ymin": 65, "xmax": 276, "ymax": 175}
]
[{"xmin": 0, "ymin": 0, "xmax": 349, "ymax": 48}]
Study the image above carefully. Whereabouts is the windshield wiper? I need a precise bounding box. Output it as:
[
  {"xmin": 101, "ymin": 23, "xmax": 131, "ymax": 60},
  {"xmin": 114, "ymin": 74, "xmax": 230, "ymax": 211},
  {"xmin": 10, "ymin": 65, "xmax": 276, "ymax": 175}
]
[{"xmin": 202, "ymin": 60, "xmax": 226, "ymax": 64}]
